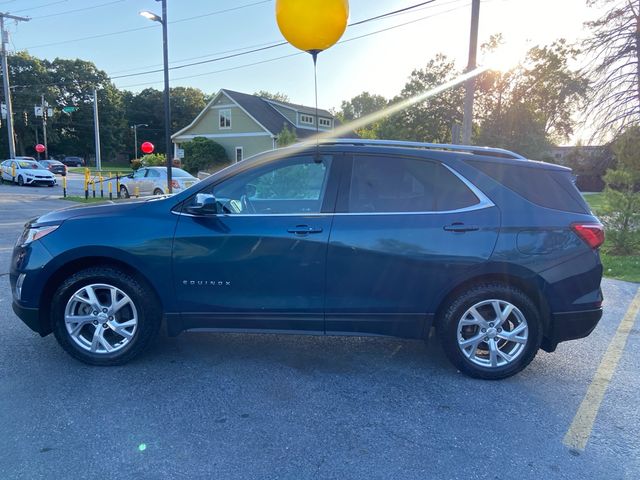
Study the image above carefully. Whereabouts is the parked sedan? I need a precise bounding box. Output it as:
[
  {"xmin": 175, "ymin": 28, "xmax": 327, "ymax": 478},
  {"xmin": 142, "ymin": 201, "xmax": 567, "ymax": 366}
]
[
  {"xmin": 119, "ymin": 167, "xmax": 199, "ymax": 197},
  {"xmin": 60, "ymin": 156, "xmax": 85, "ymax": 167},
  {"xmin": 1, "ymin": 159, "xmax": 56, "ymax": 186},
  {"xmin": 38, "ymin": 160, "xmax": 68, "ymax": 176}
]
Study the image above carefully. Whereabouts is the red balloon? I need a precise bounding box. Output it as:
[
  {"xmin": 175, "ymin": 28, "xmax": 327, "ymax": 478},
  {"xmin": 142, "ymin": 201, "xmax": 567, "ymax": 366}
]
[
  {"xmin": 35, "ymin": 144, "xmax": 46, "ymax": 153},
  {"xmin": 141, "ymin": 141, "xmax": 154, "ymax": 154}
]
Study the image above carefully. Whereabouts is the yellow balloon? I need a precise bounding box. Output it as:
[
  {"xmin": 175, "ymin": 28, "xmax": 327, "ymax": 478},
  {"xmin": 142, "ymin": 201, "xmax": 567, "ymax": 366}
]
[{"xmin": 276, "ymin": 0, "xmax": 349, "ymax": 53}]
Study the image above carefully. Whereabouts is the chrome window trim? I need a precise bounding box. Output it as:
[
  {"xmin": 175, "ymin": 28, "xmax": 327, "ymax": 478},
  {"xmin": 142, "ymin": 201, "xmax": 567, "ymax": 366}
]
[{"xmin": 174, "ymin": 163, "xmax": 495, "ymax": 218}]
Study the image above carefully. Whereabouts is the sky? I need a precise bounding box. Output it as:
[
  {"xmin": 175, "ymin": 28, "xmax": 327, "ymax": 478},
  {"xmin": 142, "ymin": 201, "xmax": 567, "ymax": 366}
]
[{"xmin": 4, "ymin": 0, "xmax": 608, "ymax": 142}]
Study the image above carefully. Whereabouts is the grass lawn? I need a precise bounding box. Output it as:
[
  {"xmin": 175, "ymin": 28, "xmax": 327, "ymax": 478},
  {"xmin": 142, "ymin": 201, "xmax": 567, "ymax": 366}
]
[
  {"xmin": 583, "ymin": 192, "xmax": 639, "ymax": 283},
  {"xmin": 68, "ymin": 166, "xmax": 132, "ymax": 175},
  {"xmin": 60, "ymin": 196, "xmax": 116, "ymax": 204}
]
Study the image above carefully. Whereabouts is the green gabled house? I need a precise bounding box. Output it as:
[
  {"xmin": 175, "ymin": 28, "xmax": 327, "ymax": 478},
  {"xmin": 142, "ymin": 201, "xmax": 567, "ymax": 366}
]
[{"xmin": 172, "ymin": 89, "xmax": 348, "ymax": 163}]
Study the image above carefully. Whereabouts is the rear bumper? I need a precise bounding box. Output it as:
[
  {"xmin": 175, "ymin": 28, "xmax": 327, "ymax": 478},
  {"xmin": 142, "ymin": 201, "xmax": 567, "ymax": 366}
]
[{"xmin": 542, "ymin": 308, "xmax": 603, "ymax": 352}]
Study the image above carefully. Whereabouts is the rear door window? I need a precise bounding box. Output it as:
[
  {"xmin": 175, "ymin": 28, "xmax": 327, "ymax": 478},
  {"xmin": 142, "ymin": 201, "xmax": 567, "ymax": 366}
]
[{"xmin": 347, "ymin": 155, "xmax": 480, "ymax": 213}]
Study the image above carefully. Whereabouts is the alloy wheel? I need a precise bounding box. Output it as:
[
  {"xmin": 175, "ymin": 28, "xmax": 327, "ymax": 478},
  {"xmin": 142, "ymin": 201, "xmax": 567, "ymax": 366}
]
[
  {"xmin": 456, "ymin": 299, "xmax": 529, "ymax": 368},
  {"xmin": 64, "ymin": 283, "xmax": 138, "ymax": 354}
]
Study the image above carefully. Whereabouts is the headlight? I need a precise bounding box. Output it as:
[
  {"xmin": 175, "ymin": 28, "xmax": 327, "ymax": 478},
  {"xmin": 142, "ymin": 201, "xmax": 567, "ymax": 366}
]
[{"xmin": 17, "ymin": 225, "xmax": 59, "ymax": 246}]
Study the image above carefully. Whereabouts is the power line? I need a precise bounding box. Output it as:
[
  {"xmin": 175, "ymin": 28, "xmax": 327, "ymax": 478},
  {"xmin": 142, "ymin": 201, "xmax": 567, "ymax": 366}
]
[
  {"xmin": 10, "ymin": 0, "xmax": 467, "ymax": 91},
  {"xmin": 12, "ymin": 0, "xmax": 68, "ymax": 14},
  {"xmin": 29, "ymin": 0, "xmax": 127, "ymax": 21},
  {"xmin": 118, "ymin": 2, "xmax": 470, "ymax": 89},
  {"xmin": 22, "ymin": 0, "xmax": 274, "ymax": 49},
  {"xmin": 107, "ymin": 0, "xmax": 464, "ymax": 77},
  {"xmin": 111, "ymin": 0, "xmax": 457, "ymax": 80}
]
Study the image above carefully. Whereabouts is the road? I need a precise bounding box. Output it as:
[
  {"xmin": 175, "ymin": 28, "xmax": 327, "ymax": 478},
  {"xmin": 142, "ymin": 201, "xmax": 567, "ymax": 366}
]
[
  {"xmin": 1, "ymin": 172, "xmax": 124, "ymax": 198},
  {"xmin": 0, "ymin": 195, "xmax": 638, "ymax": 480}
]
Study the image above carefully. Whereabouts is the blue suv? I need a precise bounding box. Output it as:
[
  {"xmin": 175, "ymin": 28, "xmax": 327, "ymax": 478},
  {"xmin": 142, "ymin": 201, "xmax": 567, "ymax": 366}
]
[{"xmin": 10, "ymin": 140, "xmax": 604, "ymax": 379}]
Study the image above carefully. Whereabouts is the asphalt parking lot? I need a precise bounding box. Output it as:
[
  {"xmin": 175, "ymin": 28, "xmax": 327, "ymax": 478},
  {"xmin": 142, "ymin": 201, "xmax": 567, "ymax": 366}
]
[{"xmin": 0, "ymin": 193, "xmax": 638, "ymax": 480}]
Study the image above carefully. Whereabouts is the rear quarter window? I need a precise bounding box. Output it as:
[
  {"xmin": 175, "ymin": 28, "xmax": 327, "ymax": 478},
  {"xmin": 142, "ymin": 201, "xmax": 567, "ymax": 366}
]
[{"xmin": 468, "ymin": 160, "xmax": 590, "ymax": 214}]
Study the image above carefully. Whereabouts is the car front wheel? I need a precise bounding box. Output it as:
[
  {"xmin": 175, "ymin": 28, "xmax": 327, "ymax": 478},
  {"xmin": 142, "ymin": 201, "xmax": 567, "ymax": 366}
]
[
  {"xmin": 52, "ymin": 267, "xmax": 161, "ymax": 365},
  {"xmin": 437, "ymin": 283, "xmax": 542, "ymax": 380},
  {"xmin": 17, "ymin": 175, "xmax": 24, "ymax": 186},
  {"xmin": 120, "ymin": 185, "xmax": 129, "ymax": 198}
]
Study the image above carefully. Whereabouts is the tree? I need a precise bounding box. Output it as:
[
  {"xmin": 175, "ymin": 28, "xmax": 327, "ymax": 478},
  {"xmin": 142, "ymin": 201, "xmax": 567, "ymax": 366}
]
[
  {"xmin": 582, "ymin": 0, "xmax": 640, "ymax": 138},
  {"xmin": 337, "ymin": 92, "xmax": 388, "ymax": 138},
  {"xmin": 123, "ymin": 86, "xmax": 207, "ymax": 157},
  {"xmin": 182, "ymin": 137, "xmax": 228, "ymax": 174},
  {"xmin": 377, "ymin": 54, "xmax": 464, "ymax": 143},
  {"xmin": 339, "ymin": 92, "xmax": 388, "ymax": 121},
  {"xmin": 254, "ymin": 91, "xmax": 290, "ymax": 103},
  {"xmin": 601, "ymin": 126, "xmax": 640, "ymax": 254},
  {"xmin": 475, "ymin": 40, "xmax": 588, "ymax": 157},
  {"xmin": 276, "ymin": 124, "xmax": 297, "ymax": 147}
]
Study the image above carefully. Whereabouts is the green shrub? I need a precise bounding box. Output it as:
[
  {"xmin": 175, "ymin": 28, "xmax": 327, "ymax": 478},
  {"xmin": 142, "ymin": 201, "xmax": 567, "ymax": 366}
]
[
  {"xmin": 601, "ymin": 128, "xmax": 640, "ymax": 255},
  {"xmin": 182, "ymin": 137, "xmax": 228, "ymax": 174},
  {"xmin": 141, "ymin": 153, "xmax": 167, "ymax": 167}
]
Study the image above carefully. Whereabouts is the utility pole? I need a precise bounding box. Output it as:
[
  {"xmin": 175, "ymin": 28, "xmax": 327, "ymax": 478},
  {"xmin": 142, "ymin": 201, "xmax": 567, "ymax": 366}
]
[
  {"xmin": 93, "ymin": 88, "xmax": 101, "ymax": 170},
  {"xmin": 461, "ymin": 0, "xmax": 480, "ymax": 145},
  {"xmin": 131, "ymin": 123, "xmax": 148, "ymax": 160},
  {"xmin": 41, "ymin": 94, "xmax": 48, "ymax": 159},
  {"xmin": 1, "ymin": 12, "xmax": 30, "ymax": 158}
]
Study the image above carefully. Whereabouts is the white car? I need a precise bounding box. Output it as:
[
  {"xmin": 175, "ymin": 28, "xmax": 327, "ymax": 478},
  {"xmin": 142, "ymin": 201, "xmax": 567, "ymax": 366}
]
[
  {"xmin": 119, "ymin": 166, "xmax": 199, "ymax": 198},
  {"xmin": 1, "ymin": 158, "xmax": 57, "ymax": 187}
]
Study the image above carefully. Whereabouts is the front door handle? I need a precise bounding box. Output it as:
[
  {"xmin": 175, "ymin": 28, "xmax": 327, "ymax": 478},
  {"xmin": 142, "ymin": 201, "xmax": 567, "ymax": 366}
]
[
  {"xmin": 443, "ymin": 223, "xmax": 479, "ymax": 233},
  {"xmin": 287, "ymin": 225, "xmax": 323, "ymax": 235}
]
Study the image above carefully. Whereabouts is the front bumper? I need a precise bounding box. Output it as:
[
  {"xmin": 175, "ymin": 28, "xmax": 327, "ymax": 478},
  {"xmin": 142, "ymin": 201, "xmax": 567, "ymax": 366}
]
[
  {"xmin": 24, "ymin": 177, "xmax": 56, "ymax": 186},
  {"xmin": 542, "ymin": 308, "xmax": 603, "ymax": 352},
  {"xmin": 12, "ymin": 300, "xmax": 45, "ymax": 336}
]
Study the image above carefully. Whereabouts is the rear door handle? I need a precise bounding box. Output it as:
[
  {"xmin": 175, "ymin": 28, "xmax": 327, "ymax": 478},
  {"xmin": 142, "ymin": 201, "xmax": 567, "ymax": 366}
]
[
  {"xmin": 443, "ymin": 223, "xmax": 479, "ymax": 233},
  {"xmin": 287, "ymin": 225, "xmax": 323, "ymax": 235}
]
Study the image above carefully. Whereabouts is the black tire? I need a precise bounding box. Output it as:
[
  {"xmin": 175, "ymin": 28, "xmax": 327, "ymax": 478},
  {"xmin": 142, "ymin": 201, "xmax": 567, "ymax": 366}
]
[
  {"xmin": 153, "ymin": 188, "xmax": 164, "ymax": 196},
  {"xmin": 120, "ymin": 185, "xmax": 129, "ymax": 198},
  {"xmin": 17, "ymin": 175, "xmax": 24, "ymax": 186},
  {"xmin": 437, "ymin": 283, "xmax": 542, "ymax": 380},
  {"xmin": 52, "ymin": 266, "xmax": 161, "ymax": 366}
]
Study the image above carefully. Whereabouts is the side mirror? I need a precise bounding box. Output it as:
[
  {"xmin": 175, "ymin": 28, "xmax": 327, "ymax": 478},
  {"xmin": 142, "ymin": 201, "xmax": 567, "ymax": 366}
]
[{"xmin": 186, "ymin": 193, "xmax": 218, "ymax": 215}]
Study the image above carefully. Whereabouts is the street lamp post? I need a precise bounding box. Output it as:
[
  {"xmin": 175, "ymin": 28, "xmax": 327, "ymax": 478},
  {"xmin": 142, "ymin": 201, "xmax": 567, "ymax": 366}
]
[
  {"xmin": 131, "ymin": 123, "xmax": 148, "ymax": 160},
  {"xmin": 140, "ymin": 0, "xmax": 173, "ymax": 193}
]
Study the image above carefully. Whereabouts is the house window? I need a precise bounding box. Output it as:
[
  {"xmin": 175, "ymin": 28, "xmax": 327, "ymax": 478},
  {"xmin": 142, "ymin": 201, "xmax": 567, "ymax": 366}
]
[
  {"xmin": 235, "ymin": 147, "xmax": 243, "ymax": 163},
  {"xmin": 319, "ymin": 118, "xmax": 332, "ymax": 128},
  {"xmin": 219, "ymin": 109, "xmax": 231, "ymax": 129},
  {"xmin": 300, "ymin": 114, "xmax": 314, "ymax": 125}
]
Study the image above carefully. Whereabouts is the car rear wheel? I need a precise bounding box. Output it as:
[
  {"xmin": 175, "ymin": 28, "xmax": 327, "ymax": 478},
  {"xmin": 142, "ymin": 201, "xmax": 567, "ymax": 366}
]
[
  {"xmin": 437, "ymin": 283, "xmax": 542, "ymax": 379},
  {"xmin": 120, "ymin": 185, "xmax": 129, "ymax": 198},
  {"xmin": 153, "ymin": 188, "xmax": 164, "ymax": 196},
  {"xmin": 52, "ymin": 267, "xmax": 161, "ymax": 365}
]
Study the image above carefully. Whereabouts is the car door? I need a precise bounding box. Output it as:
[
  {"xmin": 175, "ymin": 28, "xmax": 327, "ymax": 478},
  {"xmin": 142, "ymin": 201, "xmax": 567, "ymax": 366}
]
[
  {"xmin": 172, "ymin": 153, "xmax": 340, "ymax": 333},
  {"xmin": 324, "ymin": 154, "xmax": 500, "ymax": 338},
  {"xmin": 129, "ymin": 168, "xmax": 147, "ymax": 194},
  {"xmin": 0, "ymin": 161, "xmax": 8, "ymax": 180}
]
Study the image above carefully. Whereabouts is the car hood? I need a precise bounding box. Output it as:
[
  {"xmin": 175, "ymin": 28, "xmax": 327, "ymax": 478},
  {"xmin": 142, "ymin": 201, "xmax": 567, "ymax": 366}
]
[
  {"xmin": 31, "ymin": 199, "xmax": 150, "ymax": 226},
  {"xmin": 20, "ymin": 168, "xmax": 55, "ymax": 176}
]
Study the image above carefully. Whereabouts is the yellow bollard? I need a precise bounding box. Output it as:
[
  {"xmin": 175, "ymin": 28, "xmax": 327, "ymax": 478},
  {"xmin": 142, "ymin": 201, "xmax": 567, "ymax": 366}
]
[
  {"xmin": 84, "ymin": 177, "xmax": 89, "ymax": 200},
  {"xmin": 108, "ymin": 172, "xmax": 113, "ymax": 200},
  {"xmin": 134, "ymin": 185, "xmax": 140, "ymax": 198},
  {"xmin": 91, "ymin": 179, "xmax": 96, "ymax": 198},
  {"xmin": 99, "ymin": 172, "xmax": 104, "ymax": 198},
  {"xmin": 116, "ymin": 172, "xmax": 121, "ymax": 197},
  {"xmin": 62, "ymin": 175, "xmax": 67, "ymax": 197},
  {"xmin": 12, "ymin": 163, "xmax": 16, "ymax": 178}
]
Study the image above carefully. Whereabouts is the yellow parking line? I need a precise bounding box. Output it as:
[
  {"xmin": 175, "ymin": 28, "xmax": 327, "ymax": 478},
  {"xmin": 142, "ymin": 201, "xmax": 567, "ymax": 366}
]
[{"xmin": 563, "ymin": 287, "xmax": 640, "ymax": 451}]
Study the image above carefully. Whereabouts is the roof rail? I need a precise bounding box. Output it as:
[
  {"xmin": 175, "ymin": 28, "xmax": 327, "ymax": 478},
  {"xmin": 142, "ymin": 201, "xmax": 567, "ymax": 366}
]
[{"xmin": 314, "ymin": 139, "xmax": 526, "ymax": 160}]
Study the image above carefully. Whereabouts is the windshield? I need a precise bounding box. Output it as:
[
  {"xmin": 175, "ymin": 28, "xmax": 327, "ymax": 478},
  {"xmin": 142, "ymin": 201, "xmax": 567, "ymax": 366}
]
[{"xmin": 18, "ymin": 161, "xmax": 41, "ymax": 169}]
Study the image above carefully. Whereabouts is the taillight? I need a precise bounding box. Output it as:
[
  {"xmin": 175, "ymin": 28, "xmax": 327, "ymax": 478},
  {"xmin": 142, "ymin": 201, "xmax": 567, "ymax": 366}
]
[
  {"xmin": 171, "ymin": 180, "xmax": 179, "ymax": 189},
  {"xmin": 572, "ymin": 223, "xmax": 605, "ymax": 249}
]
